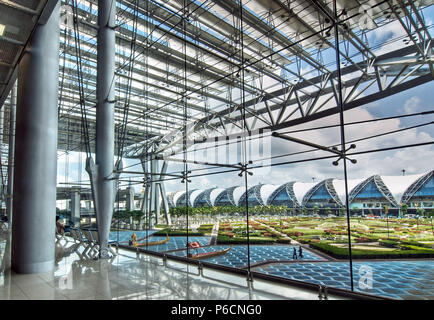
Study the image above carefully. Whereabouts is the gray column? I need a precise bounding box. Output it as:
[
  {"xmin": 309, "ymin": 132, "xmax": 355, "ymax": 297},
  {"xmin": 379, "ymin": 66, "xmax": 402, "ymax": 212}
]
[
  {"xmin": 6, "ymin": 82, "xmax": 16, "ymax": 229},
  {"xmin": 70, "ymin": 191, "xmax": 80, "ymax": 227},
  {"xmin": 158, "ymin": 161, "xmax": 171, "ymax": 225},
  {"xmin": 154, "ymin": 160, "xmax": 160, "ymax": 225},
  {"xmin": 149, "ymin": 158, "xmax": 156, "ymax": 228},
  {"xmin": 142, "ymin": 184, "xmax": 150, "ymax": 228},
  {"xmin": 126, "ymin": 187, "xmax": 135, "ymax": 211},
  {"xmin": 95, "ymin": 0, "xmax": 116, "ymax": 258},
  {"xmin": 12, "ymin": 2, "xmax": 60, "ymax": 274}
]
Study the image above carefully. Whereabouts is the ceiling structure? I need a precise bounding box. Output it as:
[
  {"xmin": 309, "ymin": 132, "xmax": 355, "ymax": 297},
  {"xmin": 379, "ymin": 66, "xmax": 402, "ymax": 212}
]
[
  {"xmin": 0, "ymin": 0, "xmax": 433, "ymax": 171},
  {"xmin": 0, "ymin": 0, "xmax": 58, "ymax": 106}
]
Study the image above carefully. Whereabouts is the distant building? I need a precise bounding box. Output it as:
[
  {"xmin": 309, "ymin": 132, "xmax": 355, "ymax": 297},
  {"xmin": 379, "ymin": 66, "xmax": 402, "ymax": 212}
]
[{"xmin": 167, "ymin": 170, "xmax": 434, "ymax": 215}]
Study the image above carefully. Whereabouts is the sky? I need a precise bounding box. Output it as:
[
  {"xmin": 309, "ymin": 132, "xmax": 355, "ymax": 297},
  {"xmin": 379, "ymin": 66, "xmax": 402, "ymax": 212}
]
[
  {"xmin": 56, "ymin": 4, "xmax": 434, "ymax": 194},
  {"xmin": 160, "ymin": 81, "xmax": 434, "ymax": 193}
]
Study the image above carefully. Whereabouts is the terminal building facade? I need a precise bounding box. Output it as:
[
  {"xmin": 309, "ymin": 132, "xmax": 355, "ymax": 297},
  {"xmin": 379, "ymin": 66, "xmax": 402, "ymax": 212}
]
[{"xmin": 168, "ymin": 170, "xmax": 434, "ymax": 215}]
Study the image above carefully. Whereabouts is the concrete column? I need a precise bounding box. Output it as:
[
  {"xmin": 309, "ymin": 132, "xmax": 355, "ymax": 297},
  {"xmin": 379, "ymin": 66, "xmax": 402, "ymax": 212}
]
[
  {"xmin": 149, "ymin": 158, "xmax": 156, "ymax": 228},
  {"xmin": 126, "ymin": 187, "xmax": 135, "ymax": 211},
  {"xmin": 70, "ymin": 191, "xmax": 80, "ymax": 227},
  {"xmin": 95, "ymin": 0, "xmax": 116, "ymax": 258},
  {"xmin": 6, "ymin": 82, "xmax": 16, "ymax": 229},
  {"xmin": 12, "ymin": 2, "xmax": 60, "ymax": 274},
  {"xmin": 139, "ymin": 158, "xmax": 147, "ymax": 213},
  {"xmin": 158, "ymin": 161, "xmax": 171, "ymax": 225},
  {"xmin": 154, "ymin": 160, "xmax": 160, "ymax": 225}
]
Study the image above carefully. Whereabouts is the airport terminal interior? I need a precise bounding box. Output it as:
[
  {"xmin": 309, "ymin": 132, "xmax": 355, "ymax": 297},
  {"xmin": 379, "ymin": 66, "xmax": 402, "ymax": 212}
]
[{"xmin": 0, "ymin": 0, "xmax": 434, "ymax": 301}]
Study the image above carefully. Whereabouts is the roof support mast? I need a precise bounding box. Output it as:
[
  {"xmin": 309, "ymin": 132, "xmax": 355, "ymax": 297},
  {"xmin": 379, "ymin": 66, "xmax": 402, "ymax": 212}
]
[{"xmin": 91, "ymin": 0, "xmax": 117, "ymax": 259}]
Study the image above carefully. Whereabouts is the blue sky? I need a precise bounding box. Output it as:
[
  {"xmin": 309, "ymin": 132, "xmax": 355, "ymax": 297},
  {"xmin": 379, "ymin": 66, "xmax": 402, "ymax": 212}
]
[{"xmin": 56, "ymin": 3, "xmax": 434, "ymax": 193}]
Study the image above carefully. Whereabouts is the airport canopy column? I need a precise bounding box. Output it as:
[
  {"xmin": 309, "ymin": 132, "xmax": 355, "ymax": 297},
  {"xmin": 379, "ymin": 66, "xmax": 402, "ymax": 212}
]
[
  {"xmin": 94, "ymin": 0, "xmax": 116, "ymax": 258},
  {"xmin": 6, "ymin": 83, "xmax": 16, "ymax": 230},
  {"xmin": 70, "ymin": 189, "xmax": 81, "ymax": 228},
  {"xmin": 126, "ymin": 186, "xmax": 135, "ymax": 211},
  {"xmin": 11, "ymin": 2, "xmax": 60, "ymax": 274}
]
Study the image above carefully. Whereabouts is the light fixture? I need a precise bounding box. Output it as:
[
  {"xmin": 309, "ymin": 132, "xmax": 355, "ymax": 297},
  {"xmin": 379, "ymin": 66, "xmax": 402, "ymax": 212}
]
[{"xmin": 0, "ymin": 24, "xmax": 5, "ymax": 37}]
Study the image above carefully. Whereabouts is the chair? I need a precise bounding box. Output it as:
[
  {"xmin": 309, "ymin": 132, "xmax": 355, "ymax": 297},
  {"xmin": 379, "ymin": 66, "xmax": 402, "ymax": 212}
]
[
  {"xmin": 81, "ymin": 229, "xmax": 99, "ymax": 258},
  {"xmin": 90, "ymin": 230, "xmax": 117, "ymax": 256},
  {"xmin": 70, "ymin": 228, "xmax": 88, "ymax": 246}
]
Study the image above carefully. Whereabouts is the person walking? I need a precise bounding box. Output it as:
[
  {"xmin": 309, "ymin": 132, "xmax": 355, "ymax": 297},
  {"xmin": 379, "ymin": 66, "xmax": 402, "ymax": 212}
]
[
  {"xmin": 298, "ymin": 246, "xmax": 303, "ymax": 258},
  {"xmin": 292, "ymin": 247, "xmax": 297, "ymax": 259}
]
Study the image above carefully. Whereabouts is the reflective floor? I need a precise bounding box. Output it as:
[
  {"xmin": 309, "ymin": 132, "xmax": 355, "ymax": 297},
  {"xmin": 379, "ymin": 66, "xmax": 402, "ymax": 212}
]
[
  {"xmin": 255, "ymin": 260, "xmax": 434, "ymax": 300},
  {"xmin": 0, "ymin": 233, "xmax": 347, "ymax": 300},
  {"xmin": 170, "ymin": 245, "xmax": 324, "ymax": 268}
]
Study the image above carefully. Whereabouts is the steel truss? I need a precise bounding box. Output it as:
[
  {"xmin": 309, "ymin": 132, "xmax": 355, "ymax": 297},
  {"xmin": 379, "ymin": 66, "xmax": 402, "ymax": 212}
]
[
  {"xmin": 238, "ymin": 184, "xmax": 264, "ymax": 206},
  {"xmin": 401, "ymin": 170, "xmax": 434, "ymax": 204},
  {"xmin": 349, "ymin": 175, "xmax": 398, "ymax": 207},
  {"xmin": 1, "ymin": 0, "xmax": 433, "ymax": 181}
]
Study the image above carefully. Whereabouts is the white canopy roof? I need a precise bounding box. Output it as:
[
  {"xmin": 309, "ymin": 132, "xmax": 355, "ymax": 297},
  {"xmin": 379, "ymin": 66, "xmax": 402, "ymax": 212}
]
[
  {"xmin": 332, "ymin": 178, "xmax": 365, "ymax": 204},
  {"xmin": 232, "ymin": 186, "xmax": 246, "ymax": 206},
  {"xmin": 380, "ymin": 173, "xmax": 425, "ymax": 204},
  {"xmin": 189, "ymin": 189, "xmax": 204, "ymax": 206},
  {"xmin": 209, "ymin": 188, "xmax": 226, "ymax": 206},
  {"xmin": 173, "ymin": 190, "xmax": 186, "ymax": 206},
  {"xmin": 260, "ymin": 184, "xmax": 280, "ymax": 205},
  {"xmin": 292, "ymin": 182, "xmax": 317, "ymax": 205}
]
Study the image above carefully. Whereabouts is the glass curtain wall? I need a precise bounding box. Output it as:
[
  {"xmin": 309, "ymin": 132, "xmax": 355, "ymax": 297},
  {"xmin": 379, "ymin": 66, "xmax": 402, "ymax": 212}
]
[{"xmin": 49, "ymin": 0, "xmax": 434, "ymax": 300}]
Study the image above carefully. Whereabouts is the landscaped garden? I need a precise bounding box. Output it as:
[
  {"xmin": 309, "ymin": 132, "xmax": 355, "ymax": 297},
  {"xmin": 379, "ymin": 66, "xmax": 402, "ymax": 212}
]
[
  {"xmin": 111, "ymin": 206, "xmax": 434, "ymax": 259},
  {"xmin": 214, "ymin": 216, "xmax": 434, "ymax": 259}
]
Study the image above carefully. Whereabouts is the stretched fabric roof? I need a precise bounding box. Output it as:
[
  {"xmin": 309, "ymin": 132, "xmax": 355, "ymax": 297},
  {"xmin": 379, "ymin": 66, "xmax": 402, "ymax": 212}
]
[
  {"xmin": 189, "ymin": 189, "xmax": 204, "ymax": 206},
  {"xmin": 292, "ymin": 182, "xmax": 317, "ymax": 205},
  {"xmin": 169, "ymin": 172, "xmax": 433, "ymax": 207},
  {"xmin": 380, "ymin": 174, "xmax": 425, "ymax": 204},
  {"xmin": 209, "ymin": 188, "xmax": 226, "ymax": 206},
  {"xmin": 232, "ymin": 186, "xmax": 246, "ymax": 206},
  {"xmin": 173, "ymin": 190, "xmax": 186, "ymax": 207},
  {"xmin": 332, "ymin": 178, "xmax": 364, "ymax": 204},
  {"xmin": 260, "ymin": 184, "xmax": 280, "ymax": 205}
]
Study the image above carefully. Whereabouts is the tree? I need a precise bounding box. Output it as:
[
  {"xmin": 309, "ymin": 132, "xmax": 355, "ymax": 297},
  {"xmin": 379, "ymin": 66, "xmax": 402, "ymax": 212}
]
[
  {"xmin": 352, "ymin": 206, "xmax": 359, "ymax": 216},
  {"xmin": 401, "ymin": 204, "xmax": 408, "ymax": 217},
  {"xmin": 417, "ymin": 208, "xmax": 425, "ymax": 217}
]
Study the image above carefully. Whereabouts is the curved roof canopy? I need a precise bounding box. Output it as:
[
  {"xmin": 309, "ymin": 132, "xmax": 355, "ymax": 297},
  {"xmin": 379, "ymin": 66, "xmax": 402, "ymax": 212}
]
[
  {"xmin": 260, "ymin": 184, "xmax": 281, "ymax": 205},
  {"xmin": 168, "ymin": 171, "xmax": 433, "ymax": 208},
  {"xmin": 380, "ymin": 174, "xmax": 425, "ymax": 204}
]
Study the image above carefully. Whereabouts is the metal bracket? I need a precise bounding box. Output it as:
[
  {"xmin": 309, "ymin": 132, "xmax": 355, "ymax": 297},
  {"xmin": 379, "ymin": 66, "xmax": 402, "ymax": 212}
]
[
  {"xmin": 246, "ymin": 271, "xmax": 254, "ymax": 289},
  {"xmin": 318, "ymin": 285, "xmax": 329, "ymax": 300},
  {"xmin": 332, "ymin": 144, "xmax": 357, "ymax": 166},
  {"xmin": 181, "ymin": 170, "xmax": 191, "ymax": 183},
  {"xmin": 238, "ymin": 161, "xmax": 253, "ymax": 177}
]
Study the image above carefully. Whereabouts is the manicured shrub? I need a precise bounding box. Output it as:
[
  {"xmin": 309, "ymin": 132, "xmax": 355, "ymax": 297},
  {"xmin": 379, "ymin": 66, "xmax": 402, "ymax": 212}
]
[
  {"xmin": 309, "ymin": 242, "xmax": 434, "ymax": 259},
  {"xmin": 355, "ymin": 237, "xmax": 371, "ymax": 243}
]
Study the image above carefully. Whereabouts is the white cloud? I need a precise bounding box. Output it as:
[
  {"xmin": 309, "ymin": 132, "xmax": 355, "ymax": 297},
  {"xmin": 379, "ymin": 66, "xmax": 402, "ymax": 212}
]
[
  {"xmin": 402, "ymin": 96, "xmax": 422, "ymax": 114},
  {"xmin": 163, "ymin": 103, "xmax": 433, "ymax": 192}
]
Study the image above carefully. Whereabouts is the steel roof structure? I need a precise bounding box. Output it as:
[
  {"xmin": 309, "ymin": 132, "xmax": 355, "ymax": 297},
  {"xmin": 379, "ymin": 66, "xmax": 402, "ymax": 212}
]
[{"xmin": 1, "ymin": 0, "xmax": 433, "ymax": 168}]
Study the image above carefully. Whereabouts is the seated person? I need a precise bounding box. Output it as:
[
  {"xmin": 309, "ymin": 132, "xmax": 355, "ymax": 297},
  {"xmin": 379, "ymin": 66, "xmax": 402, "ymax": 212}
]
[{"xmin": 56, "ymin": 216, "xmax": 65, "ymax": 236}]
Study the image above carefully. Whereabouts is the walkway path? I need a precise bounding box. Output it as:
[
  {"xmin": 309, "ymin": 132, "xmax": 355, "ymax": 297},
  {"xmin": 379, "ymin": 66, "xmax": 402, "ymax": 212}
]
[{"xmin": 254, "ymin": 220, "xmax": 299, "ymax": 245}]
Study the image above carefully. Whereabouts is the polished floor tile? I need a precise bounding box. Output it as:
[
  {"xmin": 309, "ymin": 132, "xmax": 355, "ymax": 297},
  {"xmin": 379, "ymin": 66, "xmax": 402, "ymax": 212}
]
[{"xmin": 0, "ymin": 235, "xmax": 347, "ymax": 300}]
